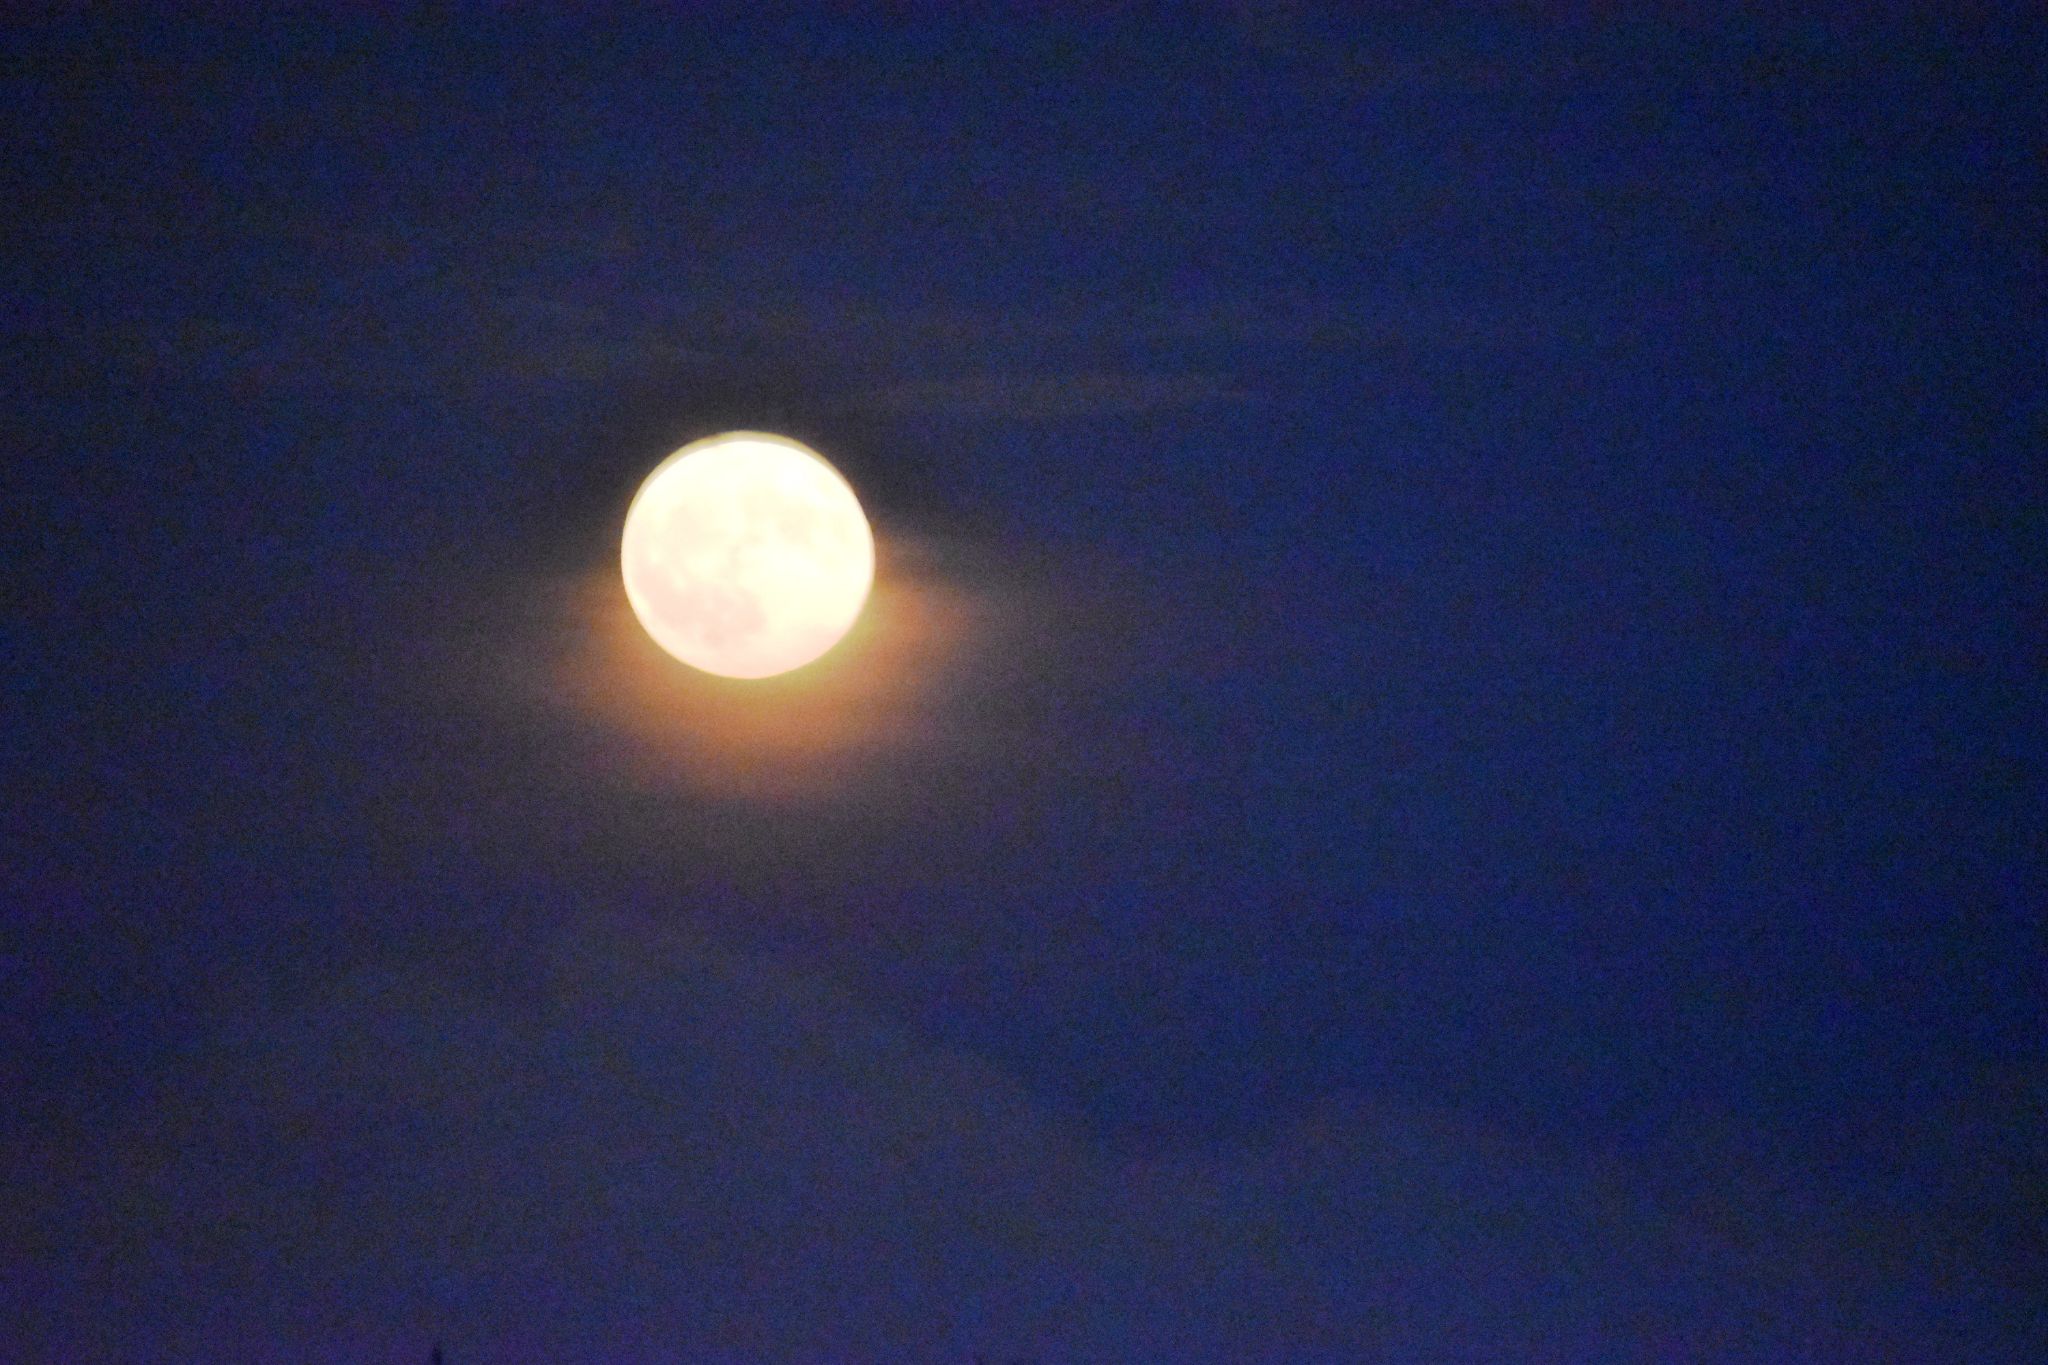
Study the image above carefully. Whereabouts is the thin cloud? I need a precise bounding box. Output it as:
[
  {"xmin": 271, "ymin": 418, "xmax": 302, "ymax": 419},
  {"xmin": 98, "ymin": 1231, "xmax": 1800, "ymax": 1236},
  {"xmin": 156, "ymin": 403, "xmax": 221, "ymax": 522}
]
[
  {"xmin": 862, "ymin": 371, "xmax": 1256, "ymax": 421},
  {"xmin": 7, "ymin": 911, "xmax": 1890, "ymax": 1361}
]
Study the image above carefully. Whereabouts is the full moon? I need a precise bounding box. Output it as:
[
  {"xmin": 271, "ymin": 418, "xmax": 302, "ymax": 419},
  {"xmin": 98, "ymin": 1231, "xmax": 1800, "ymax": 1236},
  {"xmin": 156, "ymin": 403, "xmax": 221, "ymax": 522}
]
[{"xmin": 620, "ymin": 431, "xmax": 875, "ymax": 679}]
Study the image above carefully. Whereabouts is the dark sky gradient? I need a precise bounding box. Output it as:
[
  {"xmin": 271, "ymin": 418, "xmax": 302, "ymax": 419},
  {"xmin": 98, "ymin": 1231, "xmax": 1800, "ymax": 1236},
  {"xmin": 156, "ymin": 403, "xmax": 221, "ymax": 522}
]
[{"xmin": 5, "ymin": 6, "xmax": 2044, "ymax": 1360}]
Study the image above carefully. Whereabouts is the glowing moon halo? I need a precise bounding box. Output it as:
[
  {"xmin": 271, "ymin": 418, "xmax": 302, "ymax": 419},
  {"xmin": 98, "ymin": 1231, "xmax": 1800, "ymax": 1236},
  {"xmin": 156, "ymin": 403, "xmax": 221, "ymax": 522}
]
[{"xmin": 620, "ymin": 431, "xmax": 875, "ymax": 679}]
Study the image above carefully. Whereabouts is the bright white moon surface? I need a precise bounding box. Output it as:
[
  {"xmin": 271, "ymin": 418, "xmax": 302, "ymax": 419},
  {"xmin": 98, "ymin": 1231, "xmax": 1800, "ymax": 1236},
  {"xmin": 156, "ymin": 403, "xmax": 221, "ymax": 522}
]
[{"xmin": 620, "ymin": 431, "xmax": 875, "ymax": 679}]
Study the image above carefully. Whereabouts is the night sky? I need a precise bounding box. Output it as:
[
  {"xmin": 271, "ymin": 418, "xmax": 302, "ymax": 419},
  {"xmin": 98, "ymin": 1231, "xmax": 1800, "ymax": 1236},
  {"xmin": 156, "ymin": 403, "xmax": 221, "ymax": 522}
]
[{"xmin": 5, "ymin": 6, "xmax": 2044, "ymax": 1360}]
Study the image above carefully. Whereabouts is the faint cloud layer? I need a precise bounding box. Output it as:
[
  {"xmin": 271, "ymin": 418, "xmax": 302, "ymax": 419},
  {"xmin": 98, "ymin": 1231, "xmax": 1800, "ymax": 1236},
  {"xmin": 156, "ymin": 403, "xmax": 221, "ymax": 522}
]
[
  {"xmin": 861, "ymin": 371, "xmax": 1255, "ymax": 421},
  {"xmin": 20, "ymin": 196, "xmax": 1519, "ymax": 405},
  {"xmin": 498, "ymin": 525, "xmax": 1067, "ymax": 810},
  {"xmin": 8, "ymin": 912, "xmax": 1904, "ymax": 1361}
]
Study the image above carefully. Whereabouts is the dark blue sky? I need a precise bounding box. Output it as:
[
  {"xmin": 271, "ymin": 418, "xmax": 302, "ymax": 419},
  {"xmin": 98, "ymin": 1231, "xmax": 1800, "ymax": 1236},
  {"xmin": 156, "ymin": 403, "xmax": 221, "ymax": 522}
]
[{"xmin": 5, "ymin": 6, "xmax": 2044, "ymax": 1360}]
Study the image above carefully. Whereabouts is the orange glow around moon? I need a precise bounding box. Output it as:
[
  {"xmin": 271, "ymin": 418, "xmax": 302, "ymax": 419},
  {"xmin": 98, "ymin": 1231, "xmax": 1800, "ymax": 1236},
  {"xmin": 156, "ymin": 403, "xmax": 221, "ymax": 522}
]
[{"xmin": 620, "ymin": 431, "xmax": 875, "ymax": 679}]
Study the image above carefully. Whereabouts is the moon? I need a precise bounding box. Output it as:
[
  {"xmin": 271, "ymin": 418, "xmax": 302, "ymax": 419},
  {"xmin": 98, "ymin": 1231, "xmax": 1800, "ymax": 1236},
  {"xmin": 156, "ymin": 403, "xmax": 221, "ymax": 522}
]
[{"xmin": 620, "ymin": 431, "xmax": 876, "ymax": 679}]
